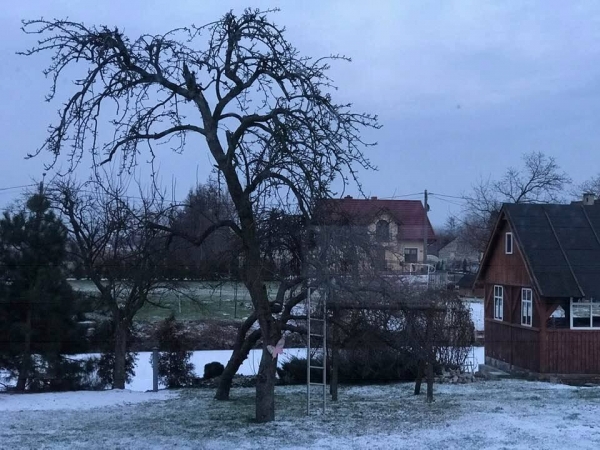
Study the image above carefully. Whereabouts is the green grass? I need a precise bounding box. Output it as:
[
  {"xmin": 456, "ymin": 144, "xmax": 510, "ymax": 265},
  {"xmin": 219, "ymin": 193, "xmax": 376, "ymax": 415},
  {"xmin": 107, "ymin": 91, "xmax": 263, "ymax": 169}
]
[
  {"xmin": 70, "ymin": 280, "xmax": 278, "ymax": 322},
  {"xmin": 135, "ymin": 295, "xmax": 255, "ymax": 321}
]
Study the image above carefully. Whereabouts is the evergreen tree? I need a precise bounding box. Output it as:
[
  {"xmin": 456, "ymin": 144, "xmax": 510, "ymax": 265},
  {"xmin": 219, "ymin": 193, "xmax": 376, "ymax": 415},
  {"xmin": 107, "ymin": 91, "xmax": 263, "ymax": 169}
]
[
  {"xmin": 0, "ymin": 187, "xmax": 86, "ymax": 391},
  {"xmin": 156, "ymin": 315, "xmax": 195, "ymax": 388}
]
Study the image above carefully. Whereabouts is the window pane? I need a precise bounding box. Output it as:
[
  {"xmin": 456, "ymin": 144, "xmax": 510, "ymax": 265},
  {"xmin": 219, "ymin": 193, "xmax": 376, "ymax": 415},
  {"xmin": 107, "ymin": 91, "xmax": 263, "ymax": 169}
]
[
  {"xmin": 404, "ymin": 248, "xmax": 418, "ymax": 263},
  {"xmin": 572, "ymin": 303, "xmax": 591, "ymax": 328},
  {"xmin": 376, "ymin": 220, "xmax": 390, "ymax": 241},
  {"xmin": 593, "ymin": 302, "xmax": 600, "ymax": 327}
]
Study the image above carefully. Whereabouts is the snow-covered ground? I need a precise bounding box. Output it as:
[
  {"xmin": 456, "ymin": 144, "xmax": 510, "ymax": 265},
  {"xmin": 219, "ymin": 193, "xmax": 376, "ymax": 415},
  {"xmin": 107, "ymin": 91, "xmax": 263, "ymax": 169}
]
[
  {"xmin": 128, "ymin": 348, "xmax": 306, "ymax": 391},
  {"xmin": 126, "ymin": 346, "xmax": 485, "ymax": 391},
  {"xmin": 2, "ymin": 379, "xmax": 599, "ymax": 449},
  {"xmin": 0, "ymin": 389, "xmax": 176, "ymax": 411},
  {"xmin": 467, "ymin": 299, "xmax": 484, "ymax": 331}
]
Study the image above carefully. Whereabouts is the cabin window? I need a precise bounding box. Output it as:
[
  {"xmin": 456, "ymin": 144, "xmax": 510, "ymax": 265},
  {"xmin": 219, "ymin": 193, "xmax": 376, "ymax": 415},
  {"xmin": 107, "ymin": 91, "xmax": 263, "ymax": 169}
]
[
  {"xmin": 521, "ymin": 288, "xmax": 533, "ymax": 326},
  {"xmin": 505, "ymin": 232, "xmax": 513, "ymax": 254},
  {"xmin": 494, "ymin": 285, "xmax": 504, "ymax": 320},
  {"xmin": 570, "ymin": 298, "xmax": 600, "ymax": 329},
  {"xmin": 404, "ymin": 247, "xmax": 418, "ymax": 263},
  {"xmin": 376, "ymin": 220, "xmax": 390, "ymax": 242}
]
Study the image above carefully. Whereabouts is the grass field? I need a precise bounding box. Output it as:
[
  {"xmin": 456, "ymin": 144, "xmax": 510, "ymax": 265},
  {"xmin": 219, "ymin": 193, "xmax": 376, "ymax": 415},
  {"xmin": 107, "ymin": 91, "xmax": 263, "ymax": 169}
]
[{"xmin": 69, "ymin": 280, "xmax": 276, "ymax": 321}]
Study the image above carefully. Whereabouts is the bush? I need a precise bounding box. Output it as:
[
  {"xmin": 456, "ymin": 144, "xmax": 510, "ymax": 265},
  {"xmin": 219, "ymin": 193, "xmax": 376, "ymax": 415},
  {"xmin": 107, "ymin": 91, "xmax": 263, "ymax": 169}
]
[
  {"xmin": 277, "ymin": 348, "xmax": 429, "ymax": 385},
  {"xmin": 277, "ymin": 356, "xmax": 326, "ymax": 385},
  {"xmin": 155, "ymin": 315, "xmax": 195, "ymax": 388},
  {"xmin": 203, "ymin": 362, "xmax": 224, "ymax": 379},
  {"xmin": 94, "ymin": 352, "xmax": 137, "ymax": 389}
]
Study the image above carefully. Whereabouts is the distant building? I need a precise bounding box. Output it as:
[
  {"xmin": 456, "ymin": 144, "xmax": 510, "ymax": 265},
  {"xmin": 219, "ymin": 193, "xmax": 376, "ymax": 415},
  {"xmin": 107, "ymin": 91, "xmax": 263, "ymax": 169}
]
[
  {"xmin": 314, "ymin": 196, "xmax": 435, "ymax": 272},
  {"xmin": 438, "ymin": 237, "xmax": 481, "ymax": 272}
]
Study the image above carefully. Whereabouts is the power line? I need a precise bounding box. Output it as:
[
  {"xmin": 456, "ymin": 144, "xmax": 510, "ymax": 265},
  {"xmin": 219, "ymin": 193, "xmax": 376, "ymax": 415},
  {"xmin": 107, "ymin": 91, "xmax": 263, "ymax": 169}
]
[
  {"xmin": 0, "ymin": 184, "xmax": 37, "ymax": 192},
  {"xmin": 429, "ymin": 192, "xmax": 467, "ymax": 201},
  {"xmin": 429, "ymin": 196, "xmax": 464, "ymax": 207},
  {"xmin": 380, "ymin": 192, "xmax": 424, "ymax": 199}
]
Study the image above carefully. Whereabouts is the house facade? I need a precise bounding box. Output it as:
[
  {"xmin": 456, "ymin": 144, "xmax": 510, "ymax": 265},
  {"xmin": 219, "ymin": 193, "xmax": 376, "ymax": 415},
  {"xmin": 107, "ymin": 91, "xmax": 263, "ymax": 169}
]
[
  {"xmin": 476, "ymin": 200, "xmax": 600, "ymax": 378},
  {"xmin": 315, "ymin": 196, "xmax": 436, "ymax": 272},
  {"xmin": 438, "ymin": 237, "xmax": 481, "ymax": 272}
]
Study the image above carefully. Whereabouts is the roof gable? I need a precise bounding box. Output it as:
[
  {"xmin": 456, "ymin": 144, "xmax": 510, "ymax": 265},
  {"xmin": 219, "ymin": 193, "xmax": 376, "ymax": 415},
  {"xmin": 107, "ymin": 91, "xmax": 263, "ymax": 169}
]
[
  {"xmin": 478, "ymin": 203, "xmax": 600, "ymax": 298},
  {"xmin": 315, "ymin": 198, "xmax": 436, "ymax": 241}
]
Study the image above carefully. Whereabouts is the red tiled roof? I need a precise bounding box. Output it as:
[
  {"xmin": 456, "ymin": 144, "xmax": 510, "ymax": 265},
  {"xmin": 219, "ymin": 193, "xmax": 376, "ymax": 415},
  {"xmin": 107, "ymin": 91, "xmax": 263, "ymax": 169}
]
[{"xmin": 316, "ymin": 198, "xmax": 436, "ymax": 241}]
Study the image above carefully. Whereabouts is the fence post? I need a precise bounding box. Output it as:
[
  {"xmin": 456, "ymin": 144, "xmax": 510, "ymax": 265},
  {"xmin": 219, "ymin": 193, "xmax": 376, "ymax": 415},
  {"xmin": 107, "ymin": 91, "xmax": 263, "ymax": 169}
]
[{"xmin": 152, "ymin": 346, "xmax": 159, "ymax": 392}]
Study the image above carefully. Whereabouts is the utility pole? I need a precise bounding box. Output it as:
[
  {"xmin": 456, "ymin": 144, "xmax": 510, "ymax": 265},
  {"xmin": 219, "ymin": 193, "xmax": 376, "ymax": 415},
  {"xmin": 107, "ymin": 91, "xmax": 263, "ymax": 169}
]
[{"xmin": 423, "ymin": 190, "xmax": 429, "ymax": 266}]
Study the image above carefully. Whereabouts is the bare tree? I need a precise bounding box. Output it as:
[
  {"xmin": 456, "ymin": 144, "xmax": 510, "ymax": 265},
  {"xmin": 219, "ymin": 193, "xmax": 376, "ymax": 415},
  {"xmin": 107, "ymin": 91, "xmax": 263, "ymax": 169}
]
[
  {"xmin": 22, "ymin": 9, "xmax": 379, "ymax": 421},
  {"xmin": 571, "ymin": 174, "xmax": 600, "ymax": 199},
  {"xmin": 403, "ymin": 290, "xmax": 473, "ymax": 402},
  {"xmin": 49, "ymin": 179, "xmax": 170, "ymax": 389},
  {"xmin": 461, "ymin": 151, "xmax": 571, "ymax": 252},
  {"xmin": 164, "ymin": 179, "xmax": 238, "ymax": 280}
]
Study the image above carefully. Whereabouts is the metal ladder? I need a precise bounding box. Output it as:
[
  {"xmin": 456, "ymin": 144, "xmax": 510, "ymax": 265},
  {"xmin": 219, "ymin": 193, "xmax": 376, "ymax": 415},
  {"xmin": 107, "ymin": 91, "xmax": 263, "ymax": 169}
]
[{"xmin": 306, "ymin": 286, "xmax": 327, "ymax": 415}]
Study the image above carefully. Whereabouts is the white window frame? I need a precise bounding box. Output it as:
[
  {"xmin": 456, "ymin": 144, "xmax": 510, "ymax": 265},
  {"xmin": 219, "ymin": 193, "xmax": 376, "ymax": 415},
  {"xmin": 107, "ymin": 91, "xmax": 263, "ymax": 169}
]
[
  {"xmin": 505, "ymin": 232, "xmax": 513, "ymax": 255},
  {"xmin": 404, "ymin": 247, "xmax": 419, "ymax": 264},
  {"xmin": 570, "ymin": 298, "xmax": 600, "ymax": 329},
  {"xmin": 494, "ymin": 285, "xmax": 504, "ymax": 321},
  {"xmin": 521, "ymin": 288, "xmax": 533, "ymax": 327}
]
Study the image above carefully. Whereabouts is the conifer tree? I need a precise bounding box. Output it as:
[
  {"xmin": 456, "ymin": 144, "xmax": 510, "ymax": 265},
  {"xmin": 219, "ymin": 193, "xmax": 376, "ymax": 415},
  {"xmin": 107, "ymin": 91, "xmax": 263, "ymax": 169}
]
[{"xmin": 0, "ymin": 187, "xmax": 85, "ymax": 391}]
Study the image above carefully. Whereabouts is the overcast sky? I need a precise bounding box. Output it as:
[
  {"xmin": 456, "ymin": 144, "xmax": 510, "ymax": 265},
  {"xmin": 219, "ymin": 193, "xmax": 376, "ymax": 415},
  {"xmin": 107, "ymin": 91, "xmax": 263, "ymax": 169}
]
[{"xmin": 1, "ymin": 1, "xmax": 600, "ymax": 226}]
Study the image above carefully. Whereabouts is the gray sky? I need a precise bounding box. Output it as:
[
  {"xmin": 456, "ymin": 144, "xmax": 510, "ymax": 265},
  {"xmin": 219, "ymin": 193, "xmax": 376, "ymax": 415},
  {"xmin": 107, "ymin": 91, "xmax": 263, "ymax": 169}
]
[{"xmin": 1, "ymin": 0, "xmax": 600, "ymax": 226}]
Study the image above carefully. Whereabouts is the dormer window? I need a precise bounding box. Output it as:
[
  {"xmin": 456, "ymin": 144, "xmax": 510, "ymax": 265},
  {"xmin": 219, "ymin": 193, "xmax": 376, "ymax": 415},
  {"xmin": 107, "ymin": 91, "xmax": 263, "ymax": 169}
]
[
  {"xmin": 376, "ymin": 220, "xmax": 390, "ymax": 242},
  {"xmin": 505, "ymin": 232, "xmax": 513, "ymax": 254}
]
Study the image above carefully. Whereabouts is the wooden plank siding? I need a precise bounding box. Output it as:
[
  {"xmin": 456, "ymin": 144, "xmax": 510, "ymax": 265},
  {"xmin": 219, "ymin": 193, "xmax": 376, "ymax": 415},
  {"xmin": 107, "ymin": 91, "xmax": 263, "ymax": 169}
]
[
  {"xmin": 482, "ymin": 219, "xmax": 532, "ymax": 287},
  {"xmin": 545, "ymin": 330, "xmax": 600, "ymax": 374},
  {"xmin": 482, "ymin": 218, "xmax": 542, "ymax": 373}
]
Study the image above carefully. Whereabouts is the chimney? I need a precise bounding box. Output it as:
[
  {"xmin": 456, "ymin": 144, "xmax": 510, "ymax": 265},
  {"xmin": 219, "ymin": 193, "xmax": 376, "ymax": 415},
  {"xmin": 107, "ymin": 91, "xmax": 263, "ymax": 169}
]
[
  {"xmin": 371, "ymin": 196, "xmax": 377, "ymax": 200},
  {"xmin": 344, "ymin": 195, "xmax": 353, "ymax": 199},
  {"xmin": 583, "ymin": 192, "xmax": 596, "ymax": 206}
]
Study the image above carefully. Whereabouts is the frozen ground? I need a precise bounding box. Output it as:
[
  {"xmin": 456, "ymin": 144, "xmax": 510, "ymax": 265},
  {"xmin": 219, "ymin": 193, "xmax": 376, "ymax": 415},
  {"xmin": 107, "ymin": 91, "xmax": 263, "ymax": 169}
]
[
  {"xmin": 127, "ymin": 346, "xmax": 484, "ymax": 391},
  {"xmin": 0, "ymin": 389, "xmax": 176, "ymax": 412},
  {"xmin": 467, "ymin": 299, "xmax": 484, "ymax": 331},
  {"xmin": 128, "ymin": 348, "xmax": 307, "ymax": 391},
  {"xmin": 2, "ymin": 379, "xmax": 598, "ymax": 449}
]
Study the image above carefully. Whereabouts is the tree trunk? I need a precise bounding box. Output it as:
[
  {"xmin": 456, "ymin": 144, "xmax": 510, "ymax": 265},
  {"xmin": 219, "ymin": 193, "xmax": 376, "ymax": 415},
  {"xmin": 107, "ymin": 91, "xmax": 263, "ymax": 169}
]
[
  {"xmin": 426, "ymin": 361, "xmax": 434, "ymax": 403},
  {"xmin": 242, "ymin": 242, "xmax": 279, "ymax": 422},
  {"xmin": 16, "ymin": 307, "xmax": 32, "ymax": 392},
  {"xmin": 330, "ymin": 318, "xmax": 339, "ymax": 401},
  {"xmin": 215, "ymin": 329, "xmax": 261, "ymax": 400},
  {"xmin": 113, "ymin": 320, "xmax": 128, "ymax": 390},
  {"xmin": 255, "ymin": 346, "xmax": 278, "ymax": 423},
  {"xmin": 330, "ymin": 345, "xmax": 339, "ymax": 401},
  {"xmin": 414, "ymin": 360, "xmax": 424, "ymax": 395}
]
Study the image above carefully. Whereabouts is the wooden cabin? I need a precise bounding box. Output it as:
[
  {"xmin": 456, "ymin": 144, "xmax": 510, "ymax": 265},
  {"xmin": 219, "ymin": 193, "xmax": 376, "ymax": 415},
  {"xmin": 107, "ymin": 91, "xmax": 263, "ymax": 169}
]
[{"xmin": 476, "ymin": 198, "xmax": 600, "ymax": 379}]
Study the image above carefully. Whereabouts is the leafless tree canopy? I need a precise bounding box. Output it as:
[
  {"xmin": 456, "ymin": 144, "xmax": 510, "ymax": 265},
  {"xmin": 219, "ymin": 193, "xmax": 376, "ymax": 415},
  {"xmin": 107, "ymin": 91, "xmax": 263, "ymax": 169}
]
[
  {"xmin": 572, "ymin": 173, "xmax": 600, "ymax": 199},
  {"xmin": 21, "ymin": 10, "xmax": 379, "ymax": 214},
  {"xmin": 22, "ymin": 10, "xmax": 380, "ymax": 422},
  {"xmin": 460, "ymin": 151, "xmax": 571, "ymax": 252},
  {"xmin": 49, "ymin": 178, "xmax": 171, "ymax": 389}
]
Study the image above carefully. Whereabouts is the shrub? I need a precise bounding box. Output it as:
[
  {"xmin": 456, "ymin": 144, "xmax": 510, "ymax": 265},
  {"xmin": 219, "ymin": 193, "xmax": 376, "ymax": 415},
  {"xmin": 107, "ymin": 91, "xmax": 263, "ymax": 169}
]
[
  {"xmin": 95, "ymin": 352, "xmax": 137, "ymax": 389},
  {"xmin": 155, "ymin": 315, "xmax": 195, "ymax": 388},
  {"xmin": 277, "ymin": 348, "xmax": 429, "ymax": 385},
  {"xmin": 203, "ymin": 362, "xmax": 224, "ymax": 379}
]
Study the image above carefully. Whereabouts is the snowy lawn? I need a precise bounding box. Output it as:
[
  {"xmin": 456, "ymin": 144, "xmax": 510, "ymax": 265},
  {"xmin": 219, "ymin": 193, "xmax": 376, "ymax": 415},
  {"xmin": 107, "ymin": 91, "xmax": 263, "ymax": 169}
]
[{"xmin": 2, "ymin": 379, "xmax": 600, "ymax": 449}]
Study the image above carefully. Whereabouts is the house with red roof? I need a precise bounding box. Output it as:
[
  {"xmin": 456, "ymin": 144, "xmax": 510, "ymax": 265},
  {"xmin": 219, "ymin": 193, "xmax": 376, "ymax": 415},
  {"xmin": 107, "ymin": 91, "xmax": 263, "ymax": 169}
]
[{"xmin": 315, "ymin": 196, "xmax": 436, "ymax": 272}]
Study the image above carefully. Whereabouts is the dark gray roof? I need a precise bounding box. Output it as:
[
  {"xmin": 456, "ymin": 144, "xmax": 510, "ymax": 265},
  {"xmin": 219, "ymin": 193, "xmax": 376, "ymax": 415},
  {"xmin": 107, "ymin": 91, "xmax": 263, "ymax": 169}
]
[
  {"xmin": 457, "ymin": 273, "xmax": 477, "ymax": 288},
  {"xmin": 504, "ymin": 203, "xmax": 600, "ymax": 298}
]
